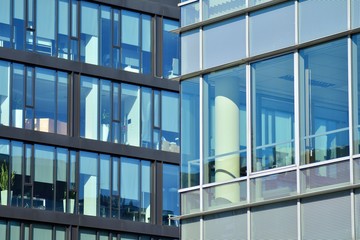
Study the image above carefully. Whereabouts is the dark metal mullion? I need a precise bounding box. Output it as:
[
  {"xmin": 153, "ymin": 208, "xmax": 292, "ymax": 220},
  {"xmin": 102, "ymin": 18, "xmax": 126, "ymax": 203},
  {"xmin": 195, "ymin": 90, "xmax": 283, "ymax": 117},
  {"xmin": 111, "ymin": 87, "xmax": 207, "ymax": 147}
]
[
  {"xmin": 75, "ymin": 151, "xmax": 80, "ymax": 214},
  {"xmin": 30, "ymin": 143, "xmax": 34, "ymax": 208},
  {"xmin": 52, "ymin": 148, "xmax": 56, "ymax": 211},
  {"xmin": 97, "ymin": 154, "xmax": 100, "ymax": 217},
  {"xmin": 138, "ymin": 160, "xmax": 142, "ymax": 221},
  {"xmin": 151, "ymin": 89, "xmax": 155, "ymax": 148},
  {"xmin": 109, "ymin": 156, "xmax": 113, "ymax": 218},
  {"xmin": 118, "ymin": 156, "xmax": 122, "ymax": 219},
  {"xmin": 139, "ymin": 88, "xmax": 143, "ymax": 147},
  {"xmin": 155, "ymin": 16, "xmax": 163, "ymax": 78},
  {"xmin": 97, "ymin": 79, "xmax": 101, "ymax": 141}
]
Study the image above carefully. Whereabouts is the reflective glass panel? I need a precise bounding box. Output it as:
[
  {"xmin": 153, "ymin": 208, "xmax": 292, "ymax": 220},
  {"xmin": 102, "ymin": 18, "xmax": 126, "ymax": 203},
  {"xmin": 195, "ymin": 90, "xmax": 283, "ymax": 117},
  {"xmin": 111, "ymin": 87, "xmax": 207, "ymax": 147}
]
[
  {"xmin": 300, "ymin": 39, "xmax": 349, "ymax": 164},
  {"xmin": 181, "ymin": 78, "xmax": 200, "ymax": 188},
  {"xmin": 122, "ymin": 11, "xmax": 140, "ymax": 73},
  {"xmin": 100, "ymin": 154, "xmax": 110, "ymax": 217},
  {"xmin": 0, "ymin": 0, "xmax": 11, "ymax": 48},
  {"xmin": 35, "ymin": 68, "xmax": 56, "ymax": 133},
  {"xmin": 12, "ymin": 64, "xmax": 24, "ymax": 128},
  {"xmin": 163, "ymin": 164, "xmax": 179, "ymax": 226},
  {"xmin": 120, "ymin": 157, "xmax": 140, "ymax": 221},
  {"xmin": 203, "ymin": 66, "xmax": 247, "ymax": 184},
  {"xmin": 100, "ymin": 6, "xmax": 112, "ymax": 67},
  {"xmin": 0, "ymin": 61, "xmax": 10, "ymax": 126},
  {"xmin": 203, "ymin": 0, "xmax": 246, "ymax": 20},
  {"xmin": 252, "ymin": 54, "xmax": 294, "ymax": 172},
  {"xmin": 352, "ymin": 0, "xmax": 360, "ymax": 29},
  {"xmin": 203, "ymin": 16, "xmax": 246, "ymax": 69},
  {"xmin": 36, "ymin": 0, "xmax": 56, "ymax": 56},
  {"xmin": 121, "ymin": 84, "xmax": 140, "ymax": 146},
  {"xmin": 58, "ymin": 0, "xmax": 69, "ymax": 59},
  {"xmin": 13, "ymin": 0, "xmax": 25, "ymax": 50},
  {"xmin": 163, "ymin": 19, "xmax": 180, "ymax": 79},
  {"xmin": 161, "ymin": 91, "xmax": 180, "ymax": 153},
  {"xmin": 250, "ymin": 2, "xmax": 295, "ymax": 56},
  {"xmin": 181, "ymin": 2, "xmax": 200, "ymax": 27},
  {"xmin": 141, "ymin": 88, "xmax": 152, "ymax": 148},
  {"xmin": 80, "ymin": 1, "xmax": 99, "ymax": 65},
  {"xmin": 141, "ymin": 161, "xmax": 151, "ymax": 223},
  {"xmin": 100, "ymin": 80, "xmax": 111, "ymax": 142},
  {"xmin": 79, "ymin": 151, "xmax": 98, "ymax": 216},
  {"xmin": 80, "ymin": 76, "xmax": 99, "ymax": 140},
  {"xmin": 299, "ymin": 0, "xmax": 347, "ymax": 43},
  {"xmin": 57, "ymin": 72, "xmax": 68, "ymax": 135},
  {"xmin": 353, "ymin": 34, "xmax": 360, "ymax": 154},
  {"xmin": 34, "ymin": 145, "xmax": 55, "ymax": 210},
  {"xmin": 181, "ymin": 30, "xmax": 200, "ymax": 75},
  {"xmin": 141, "ymin": 15, "xmax": 152, "ymax": 75}
]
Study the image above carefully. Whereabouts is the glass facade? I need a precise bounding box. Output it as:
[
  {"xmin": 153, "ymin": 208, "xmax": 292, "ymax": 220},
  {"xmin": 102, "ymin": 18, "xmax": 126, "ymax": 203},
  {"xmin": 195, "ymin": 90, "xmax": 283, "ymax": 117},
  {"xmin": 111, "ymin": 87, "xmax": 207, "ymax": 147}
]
[
  {"xmin": 179, "ymin": 0, "xmax": 360, "ymax": 239},
  {"xmin": 0, "ymin": 0, "xmax": 180, "ymax": 239}
]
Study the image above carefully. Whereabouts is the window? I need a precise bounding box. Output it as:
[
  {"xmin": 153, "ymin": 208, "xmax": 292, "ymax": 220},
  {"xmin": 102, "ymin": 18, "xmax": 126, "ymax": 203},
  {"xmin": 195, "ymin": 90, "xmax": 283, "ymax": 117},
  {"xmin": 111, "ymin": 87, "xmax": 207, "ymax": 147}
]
[
  {"xmin": 181, "ymin": 30, "xmax": 200, "ymax": 75},
  {"xmin": 203, "ymin": 16, "xmax": 246, "ymax": 69},
  {"xmin": 252, "ymin": 54, "xmax": 294, "ymax": 172},
  {"xmin": 250, "ymin": 1, "xmax": 295, "ymax": 56},
  {"xmin": 36, "ymin": 0, "xmax": 56, "ymax": 56},
  {"xmin": 203, "ymin": 0, "xmax": 246, "ymax": 20},
  {"xmin": 203, "ymin": 66, "xmax": 247, "ymax": 184},
  {"xmin": 162, "ymin": 164, "xmax": 179, "ymax": 226},
  {"xmin": 300, "ymin": 39, "xmax": 349, "ymax": 164},
  {"xmin": 161, "ymin": 92, "xmax": 180, "ymax": 152},
  {"xmin": 299, "ymin": 0, "xmax": 347, "ymax": 43},
  {"xmin": 162, "ymin": 19, "xmax": 180, "ymax": 79}
]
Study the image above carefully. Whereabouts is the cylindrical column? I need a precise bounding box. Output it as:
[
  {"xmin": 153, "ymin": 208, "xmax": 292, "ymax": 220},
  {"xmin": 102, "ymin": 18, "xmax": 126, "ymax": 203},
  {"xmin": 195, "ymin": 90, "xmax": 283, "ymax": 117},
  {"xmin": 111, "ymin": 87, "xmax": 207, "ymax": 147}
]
[{"xmin": 215, "ymin": 77, "xmax": 240, "ymax": 203}]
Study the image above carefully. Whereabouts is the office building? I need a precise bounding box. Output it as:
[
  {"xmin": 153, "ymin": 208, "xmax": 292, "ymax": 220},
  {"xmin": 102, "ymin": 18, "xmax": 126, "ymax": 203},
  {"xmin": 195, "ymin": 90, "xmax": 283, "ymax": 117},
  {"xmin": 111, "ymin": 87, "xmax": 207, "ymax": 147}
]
[
  {"xmin": 179, "ymin": 0, "xmax": 360, "ymax": 239},
  {"xmin": 0, "ymin": 0, "xmax": 181, "ymax": 239}
]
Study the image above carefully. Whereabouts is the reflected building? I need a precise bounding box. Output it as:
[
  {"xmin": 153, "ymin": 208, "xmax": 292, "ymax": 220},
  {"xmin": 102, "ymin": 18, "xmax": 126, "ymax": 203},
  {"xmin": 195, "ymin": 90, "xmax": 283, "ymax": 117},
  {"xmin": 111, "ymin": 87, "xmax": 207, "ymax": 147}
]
[
  {"xmin": 0, "ymin": 0, "xmax": 180, "ymax": 239},
  {"xmin": 179, "ymin": 0, "xmax": 360, "ymax": 239}
]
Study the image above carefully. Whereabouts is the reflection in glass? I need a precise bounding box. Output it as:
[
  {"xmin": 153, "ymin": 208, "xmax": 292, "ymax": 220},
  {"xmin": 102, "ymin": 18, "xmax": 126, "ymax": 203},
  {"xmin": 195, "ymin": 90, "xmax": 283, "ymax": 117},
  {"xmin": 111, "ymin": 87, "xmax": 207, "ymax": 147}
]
[
  {"xmin": 79, "ymin": 151, "xmax": 98, "ymax": 216},
  {"xmin": 121, "ymin": 84, "xmax": 140, "ymax": 146},
  {"xmin": 181, "ymin": 2, "xmax": 199, "ymax": 27},
  {"xmin": 141, "ymin": 15, "xmax": 152, "ymax": 75},
  {"xmin": 250, "ymin": 2, "xmax": 295, "ymax": 56},
  {"xmin": 58, "ymin": 0, "xmax": 69, "ymax": 59},
  {"xmin": 12, "ymin": 64, "xmax": 24, "ymax": 128},
  {"xmin": 80, "ymin": 76, "xmax": 99, "ymax": 140},
  {"xmin": 353, "ymin": 34, "xmax": 360, "ymax": 154},
  {"xmin": 181, "ymin": 78, "xmax": 200, "ymax": 188},
  {"xmin": 299, "ymin": 0, "xmax": 347, "ymax": 43},
  {"xmin": 141, "ymin": 88, "xmax": 152, "ymax": 148},
  {"xmin": 252, "ymin": 54, "xmax": 294, "ymax": 172},
  {"xmin": 80, "ymin": 1, "xmax": 99, "ymax": 65},
  {"xmin": 162, "ymin": 164, "xmax": 179, "ymax": 226},
  {"xmin": 203, "ymin": 0, "xmax": 246, "ymax": 20},
  {"xmin": 161, "ymin": 91, "xmax": 180, "ymax": 153},
  {"xmin": 56, "ymin": 148, "xmax": 67, "ymax": 212},
  {"xmin": 300, "ymin": 39, "xmax": 349, "ymax": 164},
  {"xmin": 34, "ymin": 145, "xmax": 54, "ymax": 210},
  {"xmin": 203, "ymin": 16, "xmax": 246, "ymax": 69},
  {"xmin": 0, "ymin": 61, "xmax": 10, "ymax": 126},
  {"xmin": 13, "ymin": 0, "xmax": 25, "ymax": 50},
  {"xmin": 100, "ymin": 154, "xmax": 110, "ymax": 217},
  {"xmin": 0, "ymin": 0, "xmax": 11, "ymax": 48},
  {"xmin": 163, "ymin": 19, "xmax": 180, "ymax": 78},
  {"xmin": 204, "ymin": 66, "xmax": 246, "ymax": 184},
  {"xmin": 181, "ymin": 30, "xmax": 200, "ymax": 75},
  {"xmin": 122, "ymin": 11, "xmax": 140, "ymax": 73},
  {"xmin": 36, "ymin": 0, "xmax": 56, "ymax": 56},
  {"xmin": 100, "ymin": 80, "xmax": 111, "ymax": 142}
]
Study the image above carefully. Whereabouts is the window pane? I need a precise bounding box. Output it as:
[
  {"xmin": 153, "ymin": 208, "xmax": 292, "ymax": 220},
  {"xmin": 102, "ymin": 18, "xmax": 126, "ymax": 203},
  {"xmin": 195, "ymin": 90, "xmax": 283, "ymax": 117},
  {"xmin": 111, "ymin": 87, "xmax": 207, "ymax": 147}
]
[
  {"xmin": 299, "ymin": 0, "xmax": 347, "ymax": 43},
  {"xmin": 79, "ymin": 151, "xmax": 98, "ymax": 216},
  {"xmin": 11, "ymin": 141, "xmax": 23, "ymax": 207},
  {"xmin": 0, "ymin": 61, "xmax": 10, "ymax": 126},
  {"xmin": 300, "ymin": 39, "xmax": 349, "ymax": 164},
  {"xmin": 353, "ymin": 34, "xmax": 360, "ymax": 154},
  {"xmin": 36, "ymin": 0, "xmax": 56, "ymax": 56},
  {"xmin": 13, "ymin": 0, "xmax": 25, "ymax": 50},
  {"xmin": 100, "ymin": 154, "xmax": 110, "ymax": 218},
  {"xmin": 121, "ymin": 157, "xmax": 140, "ymax": 221},
  {"xmin": 80, "ymin": 76, "xmax": 99, "ymax": 140},
  {"xmin": 33, "ymin": 224, "xmax": 52, "ymax": 240},
  {"xmin": 35, "ymin": 68, "xmax": 56, "ymax": 133},
  {"xmin": 0, "ymin": 0, "xmax": 11, "ymax": 48},
  {"xmin": 79, "ymin": 229, "xmax": 96, "ymax": 240},
  {"xmin": 10, "ymin": 221, "xmax": 20, "ymax": 239},
  {"xmin": 56, "ymin": 148, "xmax": 67, "ymax": 212},
  {"xmin": 57, "ymin": 72, "xmax": 68, "ymax": 135},
  {"xmin": 100, "ymin": 80, "xmax": 111, "ymax": 142},
  {"xmin": 122, "ymin": 10, "xmax": 140, "ymax": 73},
  {"xmin": 203, "ymin": 66, "xmax": 246, "ymax": 184},
  {"xmin": 141, "ymin": 88, "xmax": 152, "ymax": 148},
  {"xmin": 112, "ymin": 157, "xmax": 119, "ymax": 218},
  {"xmin": 12, "ymin": 64, "xmax": 24, "ymax": 128},
  {"xmin": 181, "ymin": 30, "xmax": 199, "ymax": 75},
  {"xmin": 181, "ymin": 2, "xmax": 199, "ymax": 27},
  {"xmin": 141, "ymin": 15, "xmax": 151, "ymax": 75},
  {"xmin": 121, "ymin": 84, "xmax": 140, "ymax": 147},
  {"xmin": 252, "ymin": 54, "xmax": 294, "ymax": 172},
  {"xmin": 141, "ymin": 161, "xmax": 151, "ymax": 223},
  {"xmin": 34, "ymin": 145, "xmax": 54, "ymax": 210},
  {"xmin": 163, "ymin": 164, "xmax": 179, "ymax": 226},
  {"xmin": 250, "ymin": 2, "xmax": 295, "ymax": 56},
  {"xmin": 100, "ymin": 6, "xmax": 112, "ymax": 67},
  {"xmin": 161, "ymin": 91, "xmax": 179, "ymax": 153},
  {"xmin": 352, "ymin": 0, "xmax": 360, "ymax": 28},
  {"xmin": 204, "ymin": 16, "xmax": 246, "ymax": 69},
  {"xmin": 0, "ymin": 220, "xmax": 6, "ymax": 239},
  {"xmin": 203, "ymin": 0, "xmax": 246, "ymax": 20},
  {"xmin": 58, "ymin": 0, "xmax": 69, "ymax": 59},
  {"xmin": 80, "ymin": 2, "xmax": 99, "ymax": 65},
  {"xmin": 162, "ymin": 19, "xmax": 180, "ymax": 79},
  {"xmin": 181, "ymin": 78, "xmax": 200, "ymax": 188}
]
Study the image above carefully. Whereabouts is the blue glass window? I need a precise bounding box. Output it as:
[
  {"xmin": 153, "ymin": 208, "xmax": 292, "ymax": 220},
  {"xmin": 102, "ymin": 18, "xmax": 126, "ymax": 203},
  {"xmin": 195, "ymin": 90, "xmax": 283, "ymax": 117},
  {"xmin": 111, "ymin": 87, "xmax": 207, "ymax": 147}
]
[
  {"xmin": 163, "ymin": 164, "xmax": 179, "ymax": 226},
  {"xmin": 100, "ymin": 6, "xmax": 111, "ymax": 67},
  {"xmin": 181, "ymin": 30, "xmax": 200, "ymax": 75},
  {"xmin": 300, "ymin": 39, "xmax": 349, "ymax": 163},
  {"xmin": 0, "ymin": 0, "xmax": 11, "ymax": 48},
  {"xmin": 162, "ymin": 19, "xmax": 180, "ymax": 79},
  {"xmin": 36, "ymin": 0, "xmax": 56, "ymax": 56},
  {"xmin": 122, "ymin": 11, "xmax": 140, "ymax": 73},
  {"xmin": 252, "ymin": 54, "xmax": 294, "ymax": 172}
]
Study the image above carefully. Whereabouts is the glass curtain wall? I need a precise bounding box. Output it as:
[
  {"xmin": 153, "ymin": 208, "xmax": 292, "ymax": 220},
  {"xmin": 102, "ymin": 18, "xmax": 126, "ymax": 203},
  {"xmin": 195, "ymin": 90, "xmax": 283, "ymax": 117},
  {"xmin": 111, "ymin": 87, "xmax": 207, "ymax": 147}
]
[
  {"xmin": 162, "ymin": 19, "xmax": 180, "ymax": 79},
  {"xmin": 300, "ymin": 38, "xmax": 349, "ymax": 164},
  {"xmin": 252, "ymin": 54, "xmax": 294, "ymax": 172}
]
